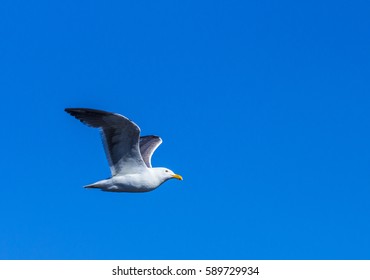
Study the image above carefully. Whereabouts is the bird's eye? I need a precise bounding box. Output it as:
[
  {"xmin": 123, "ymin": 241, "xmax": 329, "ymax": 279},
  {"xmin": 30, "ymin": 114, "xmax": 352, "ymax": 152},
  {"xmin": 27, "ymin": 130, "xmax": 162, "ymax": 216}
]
[{"xmin": 165, "ymin": 170, "xmax": 169, "ymax": 172}]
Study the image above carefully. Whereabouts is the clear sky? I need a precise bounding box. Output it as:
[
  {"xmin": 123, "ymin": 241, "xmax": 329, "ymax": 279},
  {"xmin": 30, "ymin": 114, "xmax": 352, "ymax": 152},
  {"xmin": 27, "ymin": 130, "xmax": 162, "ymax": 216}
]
[{"xmin": 0, "ymin": 0, "xmax": 369, "ymax": 260}]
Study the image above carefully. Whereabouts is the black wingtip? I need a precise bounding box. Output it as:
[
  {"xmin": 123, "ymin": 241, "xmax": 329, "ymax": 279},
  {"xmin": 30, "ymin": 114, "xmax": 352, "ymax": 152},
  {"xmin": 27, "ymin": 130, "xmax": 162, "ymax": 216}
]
[
  {"xmin": 145, "ymin": 135, "xmax": 161, "ymax": 139},
  {"xmin": 64, "ymin": 108, "xmax": 85, "ymax": 118},
  {"xmin": 64, "ymin": 108, "xmax": 119, "ymax": 128},
  {"xmin": 65, "ymin": 108, "xmax": 92, "ymax": 114},
  {"xmin": 64, "ymin": 108, "xmax": 113, "ymax": 115},
  {"xmin": 64, "ymin": 108, "xmax": 83, "ymax": 115}
]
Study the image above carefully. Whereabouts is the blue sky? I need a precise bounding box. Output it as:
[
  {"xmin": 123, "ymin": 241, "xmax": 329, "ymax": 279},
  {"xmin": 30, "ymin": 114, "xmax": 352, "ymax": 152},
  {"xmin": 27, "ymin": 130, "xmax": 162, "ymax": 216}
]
[{"xmin": 0, "ymin": 0, "xmax": 369, "ymax": 259}]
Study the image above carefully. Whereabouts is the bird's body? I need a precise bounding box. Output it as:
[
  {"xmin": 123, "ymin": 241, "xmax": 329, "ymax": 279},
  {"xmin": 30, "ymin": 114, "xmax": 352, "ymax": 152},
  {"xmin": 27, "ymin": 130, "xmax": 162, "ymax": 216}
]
[
  {"xmin": 85, "ymin": 168, "xmax": 172, "ymax": 192},
  {"xmin": 65, "ymin": 108, "xmax": 183, "ymax": 192}
]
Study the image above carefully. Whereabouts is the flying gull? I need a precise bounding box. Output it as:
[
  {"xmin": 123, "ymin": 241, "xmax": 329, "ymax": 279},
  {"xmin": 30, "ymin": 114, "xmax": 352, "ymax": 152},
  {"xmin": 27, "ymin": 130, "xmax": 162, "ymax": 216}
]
[{"xmin": 65, "ymin": 108, "xmax": 183, "ymax": 192}]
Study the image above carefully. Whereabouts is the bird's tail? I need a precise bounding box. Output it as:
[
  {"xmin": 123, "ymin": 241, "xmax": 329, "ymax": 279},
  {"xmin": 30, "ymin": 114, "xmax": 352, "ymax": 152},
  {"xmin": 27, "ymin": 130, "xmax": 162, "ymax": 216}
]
[
  {"xmin": 84, "ymin": 184, "xmax": 101, "ymax": 189},
  {"xmin": 83, "ymin": 180, "xmax": 108, "ymax": 189}
]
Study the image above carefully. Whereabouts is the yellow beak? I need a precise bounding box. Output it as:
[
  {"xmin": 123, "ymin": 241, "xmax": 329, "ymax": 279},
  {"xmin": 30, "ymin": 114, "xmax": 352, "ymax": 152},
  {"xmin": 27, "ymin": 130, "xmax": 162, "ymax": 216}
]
[{"xmin": 172, "ymin": 174, "xmax": 183, "ymax": 181}]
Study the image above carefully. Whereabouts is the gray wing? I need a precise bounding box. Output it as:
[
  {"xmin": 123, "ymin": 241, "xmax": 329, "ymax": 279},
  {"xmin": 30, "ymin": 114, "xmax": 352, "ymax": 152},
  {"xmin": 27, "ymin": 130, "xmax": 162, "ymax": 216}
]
[
  {"xmin": 65, "ymin": 108, "xmax": 147, "ymax": 175},
  {"xmin": 139, "ymin": 136, "xmax": 162, "ymax": 168}
]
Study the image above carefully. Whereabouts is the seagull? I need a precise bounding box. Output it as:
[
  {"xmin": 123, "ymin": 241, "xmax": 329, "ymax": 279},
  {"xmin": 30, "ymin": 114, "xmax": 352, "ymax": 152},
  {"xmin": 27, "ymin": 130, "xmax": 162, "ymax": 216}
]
[{"xmin": 65, "ymin": 108, "xmax": 183, "ymax": 192}]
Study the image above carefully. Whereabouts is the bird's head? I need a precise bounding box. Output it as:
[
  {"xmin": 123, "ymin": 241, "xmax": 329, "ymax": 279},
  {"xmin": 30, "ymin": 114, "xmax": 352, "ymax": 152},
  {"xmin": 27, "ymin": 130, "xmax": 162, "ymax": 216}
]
[{"xmin": 155, "ymin": 167, "xmax": 183, "ymax": 182}]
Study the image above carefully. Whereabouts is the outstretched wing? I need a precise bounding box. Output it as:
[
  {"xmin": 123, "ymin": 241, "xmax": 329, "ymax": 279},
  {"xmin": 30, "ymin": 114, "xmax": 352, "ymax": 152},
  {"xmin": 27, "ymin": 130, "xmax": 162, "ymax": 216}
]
[
  {"xmin": 65, "ymin": 108, "xmax": 147, "ymax": 175},
  {"xmin": 139, "ymin": 135, "xmax": 162, "ymax": 168}
]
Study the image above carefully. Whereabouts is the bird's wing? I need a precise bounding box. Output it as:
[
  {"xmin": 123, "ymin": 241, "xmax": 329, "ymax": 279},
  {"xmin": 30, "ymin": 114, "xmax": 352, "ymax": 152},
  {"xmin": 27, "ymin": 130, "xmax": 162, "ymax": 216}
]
[
  {"xmin": 139, "ymin": 135, "xmax": 162, "ymax": 168},
  {"xmin": 65, "ymin": 108, "xmax": 147, "ymax": 175}
]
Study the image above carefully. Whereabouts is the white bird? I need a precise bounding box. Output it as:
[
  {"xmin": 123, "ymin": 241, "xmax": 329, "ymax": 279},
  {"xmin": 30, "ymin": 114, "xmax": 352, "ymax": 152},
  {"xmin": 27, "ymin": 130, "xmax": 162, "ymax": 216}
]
[{"xmin": 65, "ymin": 108, "xmax": 183, "ymax": 192}]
